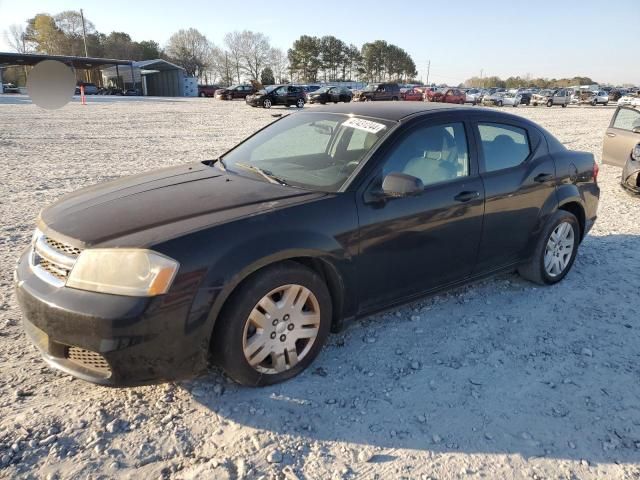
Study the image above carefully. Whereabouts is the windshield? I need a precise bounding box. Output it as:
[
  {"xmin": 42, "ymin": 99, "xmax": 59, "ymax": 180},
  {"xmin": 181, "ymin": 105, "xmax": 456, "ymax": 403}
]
[
  {"xmin": 363, "ymin": 84, "xmax": 379, "ymax": 92},
  {"xmin": 539, "ymin": 89, "xmax": 553, "ymax": 96},
  {"xmin": 315, "ymin": 87, "xmax": 332, "ymax": 93},
  {"xmin": 221, "ymin": 112, "xmax": 394, "ymax": 192}
]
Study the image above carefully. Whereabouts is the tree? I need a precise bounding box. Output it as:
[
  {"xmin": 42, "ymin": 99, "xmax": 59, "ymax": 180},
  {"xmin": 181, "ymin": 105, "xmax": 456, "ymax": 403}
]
[
  {"xmin": 25, "ymin": 14, "xmax": 66, "ymax": 54},
  {"xmin": 319, "ymin": 35, "xmax": 345, "ymax": 81},
  {"xmin": 239, "ymin": 30, "xmax": 271, "ymax": 81},
  {"xmin": 288, "ymin": 35, "xmax": 321, "ymax": 83},
  {"xmin": 6, "ymin": 24, "xmax": 34, "ymax": 53},
  {"xmin": 103, "ymin": 32, "xmax": 140, "ymax": 59},
  {"xmin": 224, "ymin": 31, "xmax": 244, "ymax": 83},
  {"xmin": 270, "ymin": 47, "xmax": 288, "ymax": 83},
  {"xmin": 138, "ymin": 40, "xmax": 161, "ymax": 59},
  {"xmin": 260, "ymin": 67, "xmax": 275, "ymax": 85},
  {"xmin": 166, "ymin": 28, "xmax": 213, "ymax": 78}
]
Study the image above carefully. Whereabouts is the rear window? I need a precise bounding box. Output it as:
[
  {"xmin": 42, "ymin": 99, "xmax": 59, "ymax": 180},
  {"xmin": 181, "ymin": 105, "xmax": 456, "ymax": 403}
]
[{"xmin": 478, "ymin": 123, "xmax": 531, "ymax": 172}]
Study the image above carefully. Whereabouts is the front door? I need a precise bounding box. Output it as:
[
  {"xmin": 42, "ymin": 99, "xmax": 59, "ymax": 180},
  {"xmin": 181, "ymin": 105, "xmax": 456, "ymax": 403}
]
[
  {"xmin": 356, "ymin": 118, "xmax": 484, "ymax": 311},
  {"xmin": 472, "ymin": 119, "xmax": 557, "ymax": 272},
  {"xmin": 603, "ymin": 107, "xmax": 640, "ymax": 167}
]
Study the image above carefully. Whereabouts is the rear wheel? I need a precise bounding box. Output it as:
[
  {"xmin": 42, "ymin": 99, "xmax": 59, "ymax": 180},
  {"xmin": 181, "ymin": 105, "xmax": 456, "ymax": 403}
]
[
  {"xmin": 212, "ymin": 262, "xmax": 332, "ymax": 386},
  {"xmin": 517, "ymin": 210, "xmax": 580, "ymax": 285},
  {"xmin": 296, "ymin": 98, "xmax": 305, "ymax": 108},
  {"xmin": 199, "ymin": 92, "xmax": 206, "ymax": 97},
  {"xmin": 392, "ymin": 96, "xmax": 399, "ymax": 101},
  {"xmin": 562, "ymin": 103, "xmax": 567, "ymax": 108}
]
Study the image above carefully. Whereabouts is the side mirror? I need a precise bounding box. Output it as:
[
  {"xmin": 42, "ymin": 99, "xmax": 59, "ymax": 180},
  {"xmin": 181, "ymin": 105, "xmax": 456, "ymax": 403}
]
[{"xmin": 382, "ymin": 172, "xmax": 424, "ymax": 197}]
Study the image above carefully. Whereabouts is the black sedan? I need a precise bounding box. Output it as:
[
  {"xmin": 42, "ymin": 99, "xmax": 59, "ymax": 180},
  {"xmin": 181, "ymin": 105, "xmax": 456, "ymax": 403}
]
[
  {"xmin": 245, "ymin": 85, "xmax": 306, "ymax": 109},
  {"xmin": 307, "ymin": 86, "xmax": 353, "ymax": 104},
  {"xmin": 15, "ymin": 103, "xmax": 600, "ymax": 387}
]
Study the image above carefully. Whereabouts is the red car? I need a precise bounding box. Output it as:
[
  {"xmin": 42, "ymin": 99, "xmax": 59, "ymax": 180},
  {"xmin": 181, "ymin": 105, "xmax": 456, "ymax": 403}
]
[
  {"xmin": 425, "ymin": 87, "xmax": 466, "ymax": 104},
  {"xmin": 198, "ymin": 85, "xmax": 220, "ymax": 97},
  {"xmin": 401, "ymin": 88, "xmax": 423, "ymax": 101}
]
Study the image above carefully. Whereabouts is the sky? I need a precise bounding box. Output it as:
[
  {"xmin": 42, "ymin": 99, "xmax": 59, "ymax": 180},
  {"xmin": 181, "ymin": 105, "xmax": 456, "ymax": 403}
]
[{"xmin": 0, "ymin": 0, "xmax": 638, "ymax": 85}]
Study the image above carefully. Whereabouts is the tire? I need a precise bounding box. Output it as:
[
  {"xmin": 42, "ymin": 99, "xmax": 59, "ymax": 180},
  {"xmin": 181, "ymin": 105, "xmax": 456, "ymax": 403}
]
[
  {"xmin": 591, "ymin": 100, "xmax": 597, "ymax": 106},
  {"xmin": 547, "ymin": 100, "xmax": 553, "ymax": 107},
  {"xmin": 498, "ymin": 101, "xmax": 503, "ymax": 107},
  {"xmin": 517, "ymin": 210, "xmax": 580, "ymax": 286},
  {"xmin": 296, "ymin": 98, "xmax": 305, "ymax": 108},
  {"xmin": 212, "ymin": 261, "xmax": 332, "ymax": 386},
  {"xmin": 561, "ymin": 103, "xmax": 567, "ymax": 108},
  {"xmin": 263, "ymin": 98, "xmax": 272, "ymax": 109},
  {"xmin": 392, "ymin": 96, "xmax": 399, "ymax": 101},
  {"xmin": 199, "ymin": 92, "xmax": 206, "ymax": 97},
  {"xmin": 604, "ymin": 102, "xmax": 608, "ymax": 106},
  {"xmin": 533, "ymin": 102, "xmax": 538, "ymax": 107}
]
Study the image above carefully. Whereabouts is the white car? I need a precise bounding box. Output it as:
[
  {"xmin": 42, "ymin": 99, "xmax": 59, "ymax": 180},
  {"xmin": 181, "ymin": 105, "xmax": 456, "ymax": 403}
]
[
  {"xmin": 464, "ymin": 88, "xmax": 481, "ymax": 104},
  {"xmin": 481, "ymin": 92, "xmax": 521, "ymax": 107},
  {"xmin": 617, "ymin": 95, "xmax": 640, "ymax": 107}
]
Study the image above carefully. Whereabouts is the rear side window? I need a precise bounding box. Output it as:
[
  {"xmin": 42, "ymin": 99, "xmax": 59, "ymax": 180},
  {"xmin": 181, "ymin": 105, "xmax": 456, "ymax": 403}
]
[
  {"xmin": 478, "ymin": 123, "xmax": 531, "ymax": 172},
  {"xmin": 612, "ymin": 108, "xmax": 640, "ymax": 131}
]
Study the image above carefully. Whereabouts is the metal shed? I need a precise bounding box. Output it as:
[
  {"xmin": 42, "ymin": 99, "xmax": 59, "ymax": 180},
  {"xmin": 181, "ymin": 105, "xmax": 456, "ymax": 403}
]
[{"xmin": 102, "ymin": 59, "xmax": 186, "ymax": 97}]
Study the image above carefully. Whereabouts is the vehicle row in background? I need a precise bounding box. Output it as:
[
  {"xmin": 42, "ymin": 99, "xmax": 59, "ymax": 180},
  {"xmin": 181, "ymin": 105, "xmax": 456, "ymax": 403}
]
[{"xmin": 245, "ymin": 85, "xmax": 306, "ymax": 109}]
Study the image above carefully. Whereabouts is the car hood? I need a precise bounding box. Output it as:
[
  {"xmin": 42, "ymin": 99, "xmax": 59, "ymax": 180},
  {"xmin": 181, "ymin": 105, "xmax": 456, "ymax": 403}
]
[{"xmin": 40, "ymin": 162, "xmax": 323, "ymax": 247}]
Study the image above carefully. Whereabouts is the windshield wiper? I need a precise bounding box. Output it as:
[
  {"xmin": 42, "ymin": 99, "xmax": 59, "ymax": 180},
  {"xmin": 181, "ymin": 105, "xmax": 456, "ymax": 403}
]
[{"xmin": 234, "ymin": 163, "xmax": 289, "ymax": 186}]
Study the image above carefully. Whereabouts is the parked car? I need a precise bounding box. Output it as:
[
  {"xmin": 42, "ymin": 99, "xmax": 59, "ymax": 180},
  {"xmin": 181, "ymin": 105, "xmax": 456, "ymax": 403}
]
[
  {"xmin": 301, "ymin": 85, "xmax": 322, "ymax": 93},
  {"xmin": 426, "ymin": 88, "xmax": 465, "ymax": 104},
  {"xmin": 482, "ymin": 92, "xmax": 521, "ymax": 107},
  {"xmin": 353, "ymin": 83, "xmax": 401, "ymax": 101},
  {"xmin": 15, "ymin": 103, "xmax": 599, "ymax": 387},
  {"xmin": 2, "ymin": 83, "xmax": 20, "ymax": 94},
  {"xmin": 400, "ymin": 88, "xmax": 424, "ymax": 101},
  {"xmin": 608, "ymin": 90, "xmax": 624, "ymax": 102},
  {"xmin": 198, "ymin": 85, "xmax": 220, "ymax": 97},
  {"xmin": 215, "ymin": 85, "xmax": 256, "ymax": 100},
  {"xmin": 531, "ymin": 89, "xmax": 570, "ymax": 107},
  {"xmin": 74, "ymin": 82, "xmax": 99, "ymax": 95},
  {"xmin": 602, "ymin": 105, "xmax": 640, "ymax": 194},
  {"xmin": 307, "ymin": 86, "xmax": 352, "ymax": 104},
  {"xmin": 519, "ymin": 92, "xmax": 532, "ymax": 106},
  {"xmin": 464, "ymin": 89, "xmax": 482, "ymax": 105},
  {"xmin": 123, "ymin": 88, "xmax": 140, "ymax": 96},
  {"xmin": 245, "ymin": 84, "xmax": 306, "ymax": 109},
  {"xmin": 617, "ymin": 95, "xmax": 640, "ymax": 107}
]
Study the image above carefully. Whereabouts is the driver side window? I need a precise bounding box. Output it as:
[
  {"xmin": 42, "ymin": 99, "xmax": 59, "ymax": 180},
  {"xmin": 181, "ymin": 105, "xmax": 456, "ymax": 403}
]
[{"xmin": 381, "ymin": 122, "xmax": 470, "ymax": 187}]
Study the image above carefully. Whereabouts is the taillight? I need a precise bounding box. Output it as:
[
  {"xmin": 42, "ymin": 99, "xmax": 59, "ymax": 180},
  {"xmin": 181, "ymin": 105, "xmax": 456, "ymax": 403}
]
[{"xmin": 593, "ymin": 161, "xmax": 599, "ymax": 182}]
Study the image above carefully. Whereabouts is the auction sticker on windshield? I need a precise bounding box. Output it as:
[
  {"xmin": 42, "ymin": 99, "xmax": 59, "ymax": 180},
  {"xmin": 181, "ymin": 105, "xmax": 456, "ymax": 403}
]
[{"xmin": 343, "ymin": 117, "xmax": 387, "ymax": 134}]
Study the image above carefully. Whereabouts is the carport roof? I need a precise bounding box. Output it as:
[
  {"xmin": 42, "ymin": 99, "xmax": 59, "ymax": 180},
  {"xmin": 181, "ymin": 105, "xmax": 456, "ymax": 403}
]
[
  {"xmin": 0, "ymin": 52, "xmax": 133, "ymax": 68},
  {"xmin": 134, "ymin": 59, "xmax": 185, "ymax": 71}
]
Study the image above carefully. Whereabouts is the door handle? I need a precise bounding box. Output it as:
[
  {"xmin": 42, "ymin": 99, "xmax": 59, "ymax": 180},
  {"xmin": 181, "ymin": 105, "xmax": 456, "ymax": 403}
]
[
  {"xmin": 454, "ymin": 191, "xmax": 480, "ymax": 202},
  {"xmin": 606, "ymin": 132, "xmax": 616, "ymax": 137},
  {"xmin": 534, "ymin": 173, "xmax": 554, "ymax": 183}
]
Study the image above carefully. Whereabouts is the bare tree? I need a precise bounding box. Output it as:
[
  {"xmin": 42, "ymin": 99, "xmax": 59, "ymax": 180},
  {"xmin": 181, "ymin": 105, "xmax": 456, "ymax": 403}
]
[
  {"xmin": 6, "ymin": 24, "xmax": 33, "ymax": 53},
  {"xmin": 238, "ymin": 31, "xmax": 271, "ymax": 81},
  {"xmin": 166, "ymin": 28, "xmax": 213, "ymax": 78},
  {"xmin": 270, "ymin": 47, "xmax": 288, "ymax": 83},
  {"xmin": 224, "ymin": 31, "xmax": 245, "ymax": 84}
]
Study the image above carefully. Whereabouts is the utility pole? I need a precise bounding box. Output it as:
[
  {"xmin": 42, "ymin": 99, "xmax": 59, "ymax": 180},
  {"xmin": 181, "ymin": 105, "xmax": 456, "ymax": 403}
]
[
  {"xmin": 425, "ymin": 60, "xmax": 431, "ymax": 86},
  {"xmin": 480, "ymin": 69, "xmax": 484, "ymax": 88},
  {"xmin": 80, "ymin": 9, "xmax": 89, "ymax": 57}
]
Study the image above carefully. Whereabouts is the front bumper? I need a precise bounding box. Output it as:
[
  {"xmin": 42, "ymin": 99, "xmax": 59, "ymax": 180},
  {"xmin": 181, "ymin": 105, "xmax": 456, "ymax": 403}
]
[{"xmin": 14, "ymin": 249, "xmax": 210, "ymax": 386}]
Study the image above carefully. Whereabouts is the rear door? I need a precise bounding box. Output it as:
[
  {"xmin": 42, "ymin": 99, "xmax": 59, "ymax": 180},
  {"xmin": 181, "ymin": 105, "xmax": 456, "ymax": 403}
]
[
  {"xmin": 472, "ymin": 117, "xmax": 557, "ymax": 272},
  {"xmin": 603, "ymin": 107, "xmax": 640, "ymax": 167}
]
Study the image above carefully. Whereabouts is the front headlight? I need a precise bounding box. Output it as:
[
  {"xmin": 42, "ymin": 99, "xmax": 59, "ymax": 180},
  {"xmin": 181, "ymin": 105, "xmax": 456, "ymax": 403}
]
[
  {"xmin": 66, "ymin": 249, "xmax": 179, "ymax": 296},
  {"xmin": 632, "ymin": 143, "xmax": 640, "ymax": 162}
]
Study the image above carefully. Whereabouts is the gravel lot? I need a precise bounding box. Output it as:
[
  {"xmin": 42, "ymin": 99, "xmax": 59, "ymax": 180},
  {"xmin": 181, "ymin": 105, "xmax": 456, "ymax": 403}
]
[{"xmin": 1, "ymin": 96, "xmax": 639, "ymax": 480}]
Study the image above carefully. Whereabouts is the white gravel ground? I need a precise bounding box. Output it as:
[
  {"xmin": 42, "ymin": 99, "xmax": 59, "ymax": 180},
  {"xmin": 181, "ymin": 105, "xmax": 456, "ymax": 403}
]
[{"xmin": 1, "ymin": 96, "xmax": 639, "ymax": 480}]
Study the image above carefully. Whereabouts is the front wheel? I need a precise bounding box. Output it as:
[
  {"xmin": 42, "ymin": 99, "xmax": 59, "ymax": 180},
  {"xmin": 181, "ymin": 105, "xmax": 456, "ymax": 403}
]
[
  {"xmin": 498, "ymin": 101, "xmax": 503, "ymax": 107},
  {"xmin": 517, "ymin": 210, "xmax": 580, "ymax": 285},
  {"xmin": 392, "ymin": 96, "xmax": 399, "ymax": 101},
  {"xmin": 263, "ymin": 99, "xmax": 272, "ymax": 109},
  {"xmin": 547, "ymin": 100, "xmax": 553, "ymax": 107},
  {"xmin": 561, "ymin": 103, "xmax": 567, "ymax": 108},
  {"xmin": 199, "ymin": 92, "xmax": 206, "ymax": 97},
  {"xmin": 296, "ymin": 98, "xmax": 305, "ymax": 108},
  {"xmin": 212, "ymin": 261, "xmax": 332, "ymax": 386}
]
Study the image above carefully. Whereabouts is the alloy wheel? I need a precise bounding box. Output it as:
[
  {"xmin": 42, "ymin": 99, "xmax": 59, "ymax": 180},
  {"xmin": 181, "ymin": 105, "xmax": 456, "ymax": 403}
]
[
  {"xmin": 263, "ymin": 99, "xmax": 272, "ymax": 108},
  {"xmin": 296, "ymin": 98, "xmax": 305, "ymax": 108},
  {"xmin": 544, "ymin": 222, "xmax": 575, "ymax": 277},
  {"xmin": 242, "ymin": 284, "xmax": 321, "ymax": 374}
]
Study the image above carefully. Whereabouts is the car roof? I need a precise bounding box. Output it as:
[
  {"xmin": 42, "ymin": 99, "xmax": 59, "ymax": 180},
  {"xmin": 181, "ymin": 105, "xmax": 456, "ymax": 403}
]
[{"xmin": 308, "ymin": 102, "xmax": 473, "ymax": 121}]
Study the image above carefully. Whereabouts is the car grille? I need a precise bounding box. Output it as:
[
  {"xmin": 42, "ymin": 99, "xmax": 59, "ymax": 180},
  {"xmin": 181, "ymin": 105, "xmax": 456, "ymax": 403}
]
[
  {"xmin": 30, "ymin": 231, "xmax": 82, "ymax": 286},
  {"xmin": 65, "ymin": 347, "xmax": 111, "ymax": 374}
]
